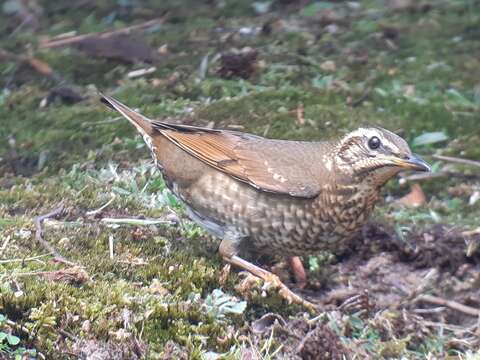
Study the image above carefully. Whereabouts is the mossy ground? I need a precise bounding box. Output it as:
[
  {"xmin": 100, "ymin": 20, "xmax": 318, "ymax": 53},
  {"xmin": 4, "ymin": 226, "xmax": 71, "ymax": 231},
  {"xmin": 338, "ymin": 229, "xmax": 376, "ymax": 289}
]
[{"xmin": 1, "ymin": 0, "xmax": 480, "ymax": 358}]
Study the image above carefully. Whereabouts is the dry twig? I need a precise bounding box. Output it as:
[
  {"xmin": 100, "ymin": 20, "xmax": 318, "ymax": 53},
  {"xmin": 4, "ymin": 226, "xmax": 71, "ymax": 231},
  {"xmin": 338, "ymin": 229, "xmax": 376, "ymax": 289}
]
[
  {"xmin": 421, "ymin": 320, "xmax": 478, "ymax": 335},
  {"xmin": 0, "ymin": 254, "xmax": 50, "ymax": 264},
  {"xmin": 34, "ymin": 203, "xmax": 76, "ymax": 266},
  {"xmin": 401, "ymin": 170, "xmax": 480, "ymax": 182},
  {"xmin": 432, "ymin": 154, "xmax": 480, "ymax": 168},
  {"xmin": 39, "ymin": 17, "xmax": 166, "ymax": 49},
  {"xmin": 418, "ymin": 294, "xmax": 480, "ymax": 317},
  {"xmin": 101, "ymin": 218, "xmax": 172, "ymax": 226}
]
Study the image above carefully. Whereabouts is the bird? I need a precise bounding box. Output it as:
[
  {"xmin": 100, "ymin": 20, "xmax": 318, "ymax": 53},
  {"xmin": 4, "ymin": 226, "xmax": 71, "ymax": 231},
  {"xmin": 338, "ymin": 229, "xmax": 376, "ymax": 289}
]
[{"xmin": 100, "ymin": 94, "xmax": 430, "ymax": 310}]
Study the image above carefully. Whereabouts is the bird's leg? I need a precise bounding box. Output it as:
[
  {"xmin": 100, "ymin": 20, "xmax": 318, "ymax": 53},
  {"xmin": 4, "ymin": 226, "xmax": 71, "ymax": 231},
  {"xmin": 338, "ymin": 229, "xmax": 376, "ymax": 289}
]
[
  {"xmin": 219, "ymin": 238, "xmax": 317, "ymax": 312},
  {"xmin": 288, "ymin": 256, "xmax": 307, "ymax": 289}
]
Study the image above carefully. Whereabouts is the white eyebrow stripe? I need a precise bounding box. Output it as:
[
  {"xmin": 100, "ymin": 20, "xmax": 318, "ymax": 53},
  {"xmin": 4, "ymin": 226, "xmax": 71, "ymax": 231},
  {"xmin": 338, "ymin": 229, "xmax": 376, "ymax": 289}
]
[{"xmin": 341, "ymin": 128, "xmax": 399, "ymax": 152}]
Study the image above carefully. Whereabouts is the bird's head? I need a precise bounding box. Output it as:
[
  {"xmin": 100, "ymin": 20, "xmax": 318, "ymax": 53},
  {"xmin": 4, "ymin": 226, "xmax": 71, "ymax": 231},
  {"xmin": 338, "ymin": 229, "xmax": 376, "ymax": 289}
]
[{"xmin": 333, "ymin": 127, "xmax": 430, "ymax": 187}]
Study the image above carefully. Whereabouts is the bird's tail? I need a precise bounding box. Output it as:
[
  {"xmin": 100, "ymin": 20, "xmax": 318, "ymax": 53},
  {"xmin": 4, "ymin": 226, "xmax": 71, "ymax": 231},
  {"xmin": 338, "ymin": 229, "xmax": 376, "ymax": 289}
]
[{"xmin": 100, "ymin": 93, "xmax": 154, "ymax": 137}]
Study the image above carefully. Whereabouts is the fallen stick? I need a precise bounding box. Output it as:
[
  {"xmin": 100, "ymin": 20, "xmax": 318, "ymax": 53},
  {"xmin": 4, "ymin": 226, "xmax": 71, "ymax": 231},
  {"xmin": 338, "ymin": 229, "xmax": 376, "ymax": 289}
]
[
  {"xmin": 101, "ymin": 218, "xmax": 172, "ymax": 226},
  {"xmin": 34, "ymin": 203, "xmax": 76, "ymax": 267},
  {"xmin": 432, "ymin": 154, "xmax": 480, "ymax": 168},
  {"xmin": 40, "ymin": 17, "xmax": 166, "ymax": 49},
  {"xmin": 421, "ymin": 320, "xmax": 477, "ymax": 335},
  {"xmin": 401, "ymin": 171, "xmax": 448, "ymax": 181},
  {"xmin": 0, "ymin": 254, "xmax": 50, "ymax": 264},
  {"xmin": 412, "ymin": 307, "xmax": 446, "ymax": 314},
  {"xmin": 418, "ymin": 294, "xmax": 480, "ymax": 317},
  {"xmin": 401, "ymin": 170, "xmax": 480, "ymax": 182}
]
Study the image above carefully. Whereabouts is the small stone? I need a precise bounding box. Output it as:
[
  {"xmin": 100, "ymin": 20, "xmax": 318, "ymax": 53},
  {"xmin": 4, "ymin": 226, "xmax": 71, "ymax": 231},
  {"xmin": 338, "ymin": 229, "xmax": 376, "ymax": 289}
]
[
  {"xmin": 320, "ymin": 60, "xmax": 336, "ymax": 72},
  {"xmin": 81, "ymin": 320, "xmax": 91, "ymax": 332}
]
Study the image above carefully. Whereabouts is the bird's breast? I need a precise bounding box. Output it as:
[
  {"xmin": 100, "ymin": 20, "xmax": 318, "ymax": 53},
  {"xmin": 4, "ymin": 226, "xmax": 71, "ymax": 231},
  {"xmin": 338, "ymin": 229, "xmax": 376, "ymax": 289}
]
[{"xmin": 175, "ymin": 171, "xmax": 380, "ymax": 256}]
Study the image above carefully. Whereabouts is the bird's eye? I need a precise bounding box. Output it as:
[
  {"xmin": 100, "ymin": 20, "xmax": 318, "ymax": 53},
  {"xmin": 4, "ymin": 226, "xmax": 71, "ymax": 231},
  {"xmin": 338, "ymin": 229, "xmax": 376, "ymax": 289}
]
[{"xmin": 368, "ymin": 136, "xmax": 381, "ymax": 150}]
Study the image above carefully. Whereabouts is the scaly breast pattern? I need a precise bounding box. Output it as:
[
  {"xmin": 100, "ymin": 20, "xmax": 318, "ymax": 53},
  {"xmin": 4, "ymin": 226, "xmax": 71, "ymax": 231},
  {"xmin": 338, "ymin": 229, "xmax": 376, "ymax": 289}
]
[{"xmin": 180, "ymin": 171, "xmax": 379, "ymax": 256}]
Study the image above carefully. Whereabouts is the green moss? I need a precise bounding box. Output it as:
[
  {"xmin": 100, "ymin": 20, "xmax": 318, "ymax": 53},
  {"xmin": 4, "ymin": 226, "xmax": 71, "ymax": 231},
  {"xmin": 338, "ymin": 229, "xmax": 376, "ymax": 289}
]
[{"xmin": 1, "ymin": 0, "xmax": 480, "ymax": 357}]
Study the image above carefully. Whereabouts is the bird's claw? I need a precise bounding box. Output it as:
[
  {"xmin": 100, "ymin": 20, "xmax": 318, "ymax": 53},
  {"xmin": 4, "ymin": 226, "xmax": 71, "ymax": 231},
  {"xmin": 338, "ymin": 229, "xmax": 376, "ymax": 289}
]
[{"xmin": 262, "ymin": 272, "xmax": 318, "ymax": 313}]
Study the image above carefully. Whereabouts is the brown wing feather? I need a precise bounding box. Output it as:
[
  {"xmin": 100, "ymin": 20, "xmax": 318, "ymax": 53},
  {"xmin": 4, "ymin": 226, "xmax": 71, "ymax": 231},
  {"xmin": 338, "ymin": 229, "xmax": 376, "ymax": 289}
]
[
  {"xmin": 159, "ymin": 130, "xmax": 247, "ymax": 180},
  {"xmin": 155, "ymin": 123, "xmax": 321, "ymax": 198},
  {"xmin": 100, "ymin": 94, "xmax": 321, "ymax": 198}
]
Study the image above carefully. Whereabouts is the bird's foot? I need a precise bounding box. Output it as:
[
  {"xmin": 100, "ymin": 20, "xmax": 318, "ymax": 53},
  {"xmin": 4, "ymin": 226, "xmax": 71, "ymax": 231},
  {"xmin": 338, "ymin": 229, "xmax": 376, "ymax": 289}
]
[
  {"xmin": 261, "ymin": 270, "xmax": 317, "ymax": 312},
  {"xmin": 226, "ymin": 254, "xmax": 317, "ymax": 313}
]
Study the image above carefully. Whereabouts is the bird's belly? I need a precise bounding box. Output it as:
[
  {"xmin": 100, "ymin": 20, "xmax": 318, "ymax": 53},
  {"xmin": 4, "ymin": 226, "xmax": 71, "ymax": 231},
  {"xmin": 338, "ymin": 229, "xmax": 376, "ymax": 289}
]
[{"xmin": 175, "ymin": 172, "xmax": 375, "ymax": 256}]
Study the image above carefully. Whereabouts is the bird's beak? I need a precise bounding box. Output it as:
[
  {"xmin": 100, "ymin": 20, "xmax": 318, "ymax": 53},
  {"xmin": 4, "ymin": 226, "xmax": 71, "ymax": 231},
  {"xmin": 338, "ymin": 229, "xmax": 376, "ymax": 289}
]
[{"xmin": 392, "ymin": 153, "xmax": 431, "ymax": 172}]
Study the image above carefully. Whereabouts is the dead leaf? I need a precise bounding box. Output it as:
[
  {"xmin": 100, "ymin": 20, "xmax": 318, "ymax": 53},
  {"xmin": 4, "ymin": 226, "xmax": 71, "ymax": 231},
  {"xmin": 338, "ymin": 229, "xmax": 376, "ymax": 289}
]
[
  {"xmin": 39, "ymin": 266, "xmax": 89, "ymax": 284},
  {"xmin": 27, "ymin": 58, "xmax": 53, "ymax": 75},
  {"xmin": 397, "ymin": 184, "xmax": 426, "ymax": 207}
]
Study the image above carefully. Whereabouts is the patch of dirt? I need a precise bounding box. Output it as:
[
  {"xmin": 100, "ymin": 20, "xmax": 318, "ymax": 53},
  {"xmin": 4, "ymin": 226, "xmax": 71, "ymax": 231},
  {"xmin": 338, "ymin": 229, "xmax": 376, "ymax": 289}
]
[
  {"xmin": 305, "ymin": 222, "xmax": 480, "ymax": 328},
  {"xmin": 246, "ymin": 223, "xmax": 480, "ymax": 357},
  {"xmin": 249, "ymin": 314, "xmax": 351, "ymax": 360}
]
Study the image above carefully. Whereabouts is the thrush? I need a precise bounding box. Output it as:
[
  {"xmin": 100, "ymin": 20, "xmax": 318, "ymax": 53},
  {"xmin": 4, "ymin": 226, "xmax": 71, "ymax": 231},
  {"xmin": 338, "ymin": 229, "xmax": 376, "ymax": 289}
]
[{"xmin": 100, "ymin": 94, "xmax": 430, "ymax": 309}]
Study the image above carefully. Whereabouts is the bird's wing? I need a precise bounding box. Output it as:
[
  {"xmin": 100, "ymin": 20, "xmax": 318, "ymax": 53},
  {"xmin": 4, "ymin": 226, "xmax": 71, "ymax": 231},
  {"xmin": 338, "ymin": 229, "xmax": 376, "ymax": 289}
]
[{"xmin": 153, "ymin": 121, "xmax": 321, "ymax": 198}]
